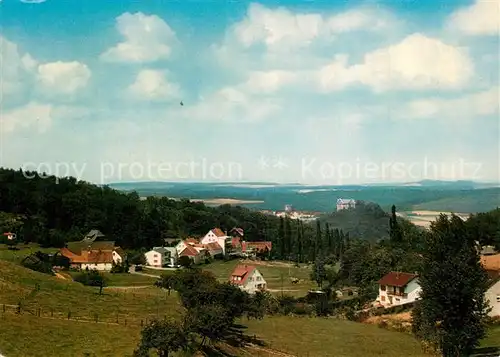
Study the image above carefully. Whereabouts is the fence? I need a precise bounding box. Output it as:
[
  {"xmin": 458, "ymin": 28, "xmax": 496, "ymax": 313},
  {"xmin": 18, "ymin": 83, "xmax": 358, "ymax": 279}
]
[{"xmin": 0, "ymin": 302, "xmax": 169, "ymax": 328}]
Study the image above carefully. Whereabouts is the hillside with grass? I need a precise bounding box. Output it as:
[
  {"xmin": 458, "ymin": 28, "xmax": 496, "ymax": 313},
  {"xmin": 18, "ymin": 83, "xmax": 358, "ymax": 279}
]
[{"xmin": 0, "ymin": 258, "xmax": 436, "ymax": 357}]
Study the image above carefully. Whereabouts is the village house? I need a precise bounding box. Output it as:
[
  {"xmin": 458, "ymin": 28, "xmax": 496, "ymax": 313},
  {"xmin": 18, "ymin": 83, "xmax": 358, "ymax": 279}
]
[
  {"xmin": 485, "ymin": 271, "xmax": 500, "ymax": 318},
  {"xmin": 145, "ymin": 247, "xmax": 178, "ymax": 267},
  {"xmin": 376, "ymin": 272, "xmax": 421, "ymax": 307},
  {"xmin": 178, "ymin": 244, "xmax": 203, "ymax": 264},
  {"xmin": 336, "ymin": 198, "xmax": 356, "ymax": 211},
  {"xmin": 3, "ymin": 232, "xmax": 16, "ymax": 240},
  {"xmin": 60, "ymin": 230, "xmax": 126, "ymax": 271},
  {"xmin": 229, "ymin": 264, "xmax": 267, "ymax": 294},
  {"xmin": 200, "ymin": 228, "xmax": 231, "ymax": 255},
  {"xmin": 241, "ymin": 241, "xmax": 272, "ymax": 256}
]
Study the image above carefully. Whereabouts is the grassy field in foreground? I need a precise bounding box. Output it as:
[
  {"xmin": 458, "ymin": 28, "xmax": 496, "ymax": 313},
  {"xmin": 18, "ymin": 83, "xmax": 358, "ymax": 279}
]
[
  {"xmin": 0, "ymin": 260, "xmax": 180, "ymax": 324},
  {"xmin": 0, "ymin": 313, "xmax": 140, "ymax": 357},
  {"xmin": 245, "ymin": 316, "xmax": 430, "ymax": 357},
  {"xmin": 66, "ymin": 271, "xmax": 158, "ymax": 287}
]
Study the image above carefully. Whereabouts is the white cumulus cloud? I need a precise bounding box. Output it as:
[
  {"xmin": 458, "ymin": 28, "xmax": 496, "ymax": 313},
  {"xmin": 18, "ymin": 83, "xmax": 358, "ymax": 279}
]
[
  {"xmin": 100, "ymin": 12, "xmax": 177, "ymax": 63},
  {"xmin": 318, "ymin": 33, "xmax": 474, "ymax": 92},
  {"xmin": 128, "ymin": 69, "xmax": 182, "ymax": 101},
  {"xmin": 405, "ymin": 87, "xmax": 499, "ymax": 119},
  {"xmin": 0, "ymin": 36, "xmax": 38, "ymax": 96},
  {"xmin": 37, "ymin": 61, "xmax": 91, "ymax": 95},
  {"xmin": 228, "ymin": 3, "xmax": 397, "ymax": 52},
  {"xmin": 446, "ymin": 0, "xmax": 499, "ymax": 36},
  {"xmin": 0, "ymin": 102, "xmax": 53, "ymax": 134}
]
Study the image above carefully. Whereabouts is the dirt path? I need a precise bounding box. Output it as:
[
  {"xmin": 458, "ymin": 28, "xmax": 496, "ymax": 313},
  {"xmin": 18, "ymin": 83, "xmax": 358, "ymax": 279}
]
[
  {"xmin": 247, "ymin": 344, "xmax": 297, "ymax": 357},
  {"xmin": 54, "ymin": 272, "xmax": 68, "ymax": 280},
  {"xmin": 107, "ymin": 285, "xmax": 151, "ymax": 290}
]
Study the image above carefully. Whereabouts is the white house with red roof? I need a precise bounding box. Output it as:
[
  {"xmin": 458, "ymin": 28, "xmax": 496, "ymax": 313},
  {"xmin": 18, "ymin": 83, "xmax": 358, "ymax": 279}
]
[
  {"xmin": 229, "ymin": 264, "xmax": 267, "ymax": 294},
  {"xmin": 376, "ymin": 271, "xmax": 421, "ymax": 307}
]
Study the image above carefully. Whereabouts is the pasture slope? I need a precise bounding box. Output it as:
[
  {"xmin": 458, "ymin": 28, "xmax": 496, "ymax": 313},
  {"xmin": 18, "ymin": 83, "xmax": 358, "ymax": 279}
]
[{"xmin": 0, "ymin": 258, "xmax": 435, "ymax": 357}]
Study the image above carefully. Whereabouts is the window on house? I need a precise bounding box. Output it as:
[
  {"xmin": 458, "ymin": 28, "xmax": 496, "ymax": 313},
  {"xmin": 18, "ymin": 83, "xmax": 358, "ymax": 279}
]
[
  {"xmin": 496, "ymin": 295, "xmax": 500, "ymax": 303},
  {"xmin": 380, "ymin": 285, "xmax": 386, "ymax": 291}
]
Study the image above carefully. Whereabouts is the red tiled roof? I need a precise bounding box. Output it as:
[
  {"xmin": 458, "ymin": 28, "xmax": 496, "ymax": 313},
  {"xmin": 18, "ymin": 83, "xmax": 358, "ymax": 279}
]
[
  {"xmin": 481, "ymin": 254, "xmax": 500, "ymax": 271},
  {"xmin": 229, "ymin": 264, "xmax": 256, "ymax": 286},
  {"xmin": 378, "ymin": 272, "xmax": 417, "ymax": 287},
  {"xmin": 211, "ymin": 228, "xmax": 226, "ymax": 237},
  {"xmin": 242, "ymin": 241, "xmax": 272, "ymax": 253},
  {"xmin": 185, "ymin": 238, "xmax": 199, "ymax": 245},
  {"xmin": 205, "ymin": 242, "xmax": 222, "ymax": 252},
  {"xmin": 180, "ymin": 245, "xmax": 199, "ymax": 257},
  {"xmin": 231, "ymin": 227, "xmax": 244, "ymax": 236},
  {"xmin": 60, "ymin": 248, "xmax": 114, "ymax": 264}
]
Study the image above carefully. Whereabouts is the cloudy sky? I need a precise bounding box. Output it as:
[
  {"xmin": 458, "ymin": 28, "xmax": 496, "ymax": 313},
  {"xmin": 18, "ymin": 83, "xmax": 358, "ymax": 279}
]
[{"xmin": 0, "ymin": 0, "xmax": 498, "ymax": 185}]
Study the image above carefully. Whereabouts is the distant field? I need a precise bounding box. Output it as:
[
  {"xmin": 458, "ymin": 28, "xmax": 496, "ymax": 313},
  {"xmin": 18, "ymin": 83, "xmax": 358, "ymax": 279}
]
[
  {"xmin": 111, "ymin": 181, "xmax": 500, "ymax": 213},
  {"xmin": 400, "ymin": 210, "xmax": 471, "ymax": 229}
]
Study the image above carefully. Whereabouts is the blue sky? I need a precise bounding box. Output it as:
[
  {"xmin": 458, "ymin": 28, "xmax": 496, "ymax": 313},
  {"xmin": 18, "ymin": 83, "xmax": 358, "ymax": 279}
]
[{"xmin": 0, "ymin": 0, "xmax": 498, "ymax": 184}]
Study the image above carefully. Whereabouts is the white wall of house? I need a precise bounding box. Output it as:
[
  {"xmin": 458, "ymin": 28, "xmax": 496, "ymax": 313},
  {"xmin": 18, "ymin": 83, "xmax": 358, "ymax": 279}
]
[
  {"xmin": 165, "ymin": 248, "xmax": 178, "ymax": 266},
  {"xmin": 486, "ymin": 280, "xmax": 500, "ymax": 317},
  {"xmin": 176, "ymin": 241, "xmax": 187, "ymax": 255},
  {"xmin": 200, "ymin": 230, "xmax": 220, "ymax": 244},
  {"xmin": 377, "ymin": 279, "xmax": 421, "ymax": 307},
  {"xmin": 239, "ymin": 269, "xmax": 267, "ymax": 294},
  {"xmin": 80, "ymin": 263, "xmax": 112, "ymax": 271},
  {"xmin": 145, "ymin": 250, "xmax": 165, "ymax": 267},
  {"xmin": 112, "ymin": 251, "xmax": 123, "ymax": 264}
]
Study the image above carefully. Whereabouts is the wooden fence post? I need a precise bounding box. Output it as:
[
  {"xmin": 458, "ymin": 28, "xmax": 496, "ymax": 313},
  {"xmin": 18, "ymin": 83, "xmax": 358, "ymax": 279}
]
[
  {"xmin": 51, "ymin": 309, "xmax": 54, "ymax": 317},
  {"xmin": 68, "ymin": 311, "xmax": 71, "ymax": 320},
  {"xmin": 2, "ymin": 304, "xmax": 5, "ymax": 313}
]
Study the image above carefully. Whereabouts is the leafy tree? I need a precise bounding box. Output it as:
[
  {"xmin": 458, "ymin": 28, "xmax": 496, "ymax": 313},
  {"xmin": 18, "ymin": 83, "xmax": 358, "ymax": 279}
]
[
  {"xmin": 155, "ymin": 273, "xmax": 177, "ymax": 295},
  {"xmin": 133, "ymin": 318, "xmax": 188, "ymax": 357},
  {"xmin": 185, "ymin": 304, "xmax": 234, "ymax": 346},
  {"xmin": 178, "ymin": 256, "xmax": 193, "ymax": 269},
  {"xmin": 74, "ymin": 269, "xmax": 107, "ymax": 295},
  {"xmin": 311, "ymin": 257, "xmax": 328, "ymax": 288},
  {"xmin": 412, "ymin": 215, "xmax": 490, "ymax": 357}
]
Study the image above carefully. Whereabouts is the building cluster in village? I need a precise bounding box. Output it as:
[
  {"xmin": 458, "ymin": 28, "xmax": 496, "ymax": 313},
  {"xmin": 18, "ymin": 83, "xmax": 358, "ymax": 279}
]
[
  {"xmin": 58, "ymin": 227, "xmax": 271, "ymax": 294},
  {"xmin": 374, "ymin": 243, "xmax": 500, "ymax": 318},
  {"xmin": 260, "ymin": 205, "xmax": 320, "ymax": 222}
]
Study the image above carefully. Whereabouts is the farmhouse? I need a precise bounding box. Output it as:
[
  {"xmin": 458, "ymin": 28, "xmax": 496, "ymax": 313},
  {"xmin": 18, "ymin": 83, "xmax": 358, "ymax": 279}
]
[
  {"xmin": 229, "ymin": 264, "xmax": 267, "ymax": 294},
  {"xmin": 376, "ymin": 272, "xmax": 421, "ymax": 307},
  {"xmin": 178, "ymin": 244, "xmax": 203, "ymax": 264},
  {"xmin": 200, "ymin": 228, "xmax": 231, "ymax": 255},
  {"xmin": 485, "ymin": 270, "xmax": 500, "ymax": 317},
  {"xmin": 242, "ymin": 241, "xmax": 272, "ymax": 255},
  {"xmin": 60, "ymin": 230, "xmax": 126, "ymax": 271},
  {"xmin": 145, "ymin": 247, "xmax": 178, "ymax": 267},
  {"xmin": 336, "ymin": 198, "xmax": 356, "ymax": 211}
]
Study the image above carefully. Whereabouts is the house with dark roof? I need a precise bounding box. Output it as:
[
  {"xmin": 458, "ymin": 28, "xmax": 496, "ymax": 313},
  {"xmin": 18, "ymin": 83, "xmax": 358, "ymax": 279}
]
[
  {"xmin": 60, "ymin": 230, "xmax": 126, "ymax": 271},
  {"xmin": 376, "ymin": 272, "xmax": 421, "ymax": 307},
  {"xmin": 229, "ymin": 264, "xmax": 267, "ymax": 294}
]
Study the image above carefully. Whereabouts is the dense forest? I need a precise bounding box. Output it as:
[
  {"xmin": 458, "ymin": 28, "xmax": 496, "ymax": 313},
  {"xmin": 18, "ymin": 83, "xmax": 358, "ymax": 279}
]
[
  {"xmin": 1, "ymin": 168, "xmax": 499, "ymax": 288},
  {"xmin": 0, "ymin": 168, "xmax": 355, "ymax": 262}
]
